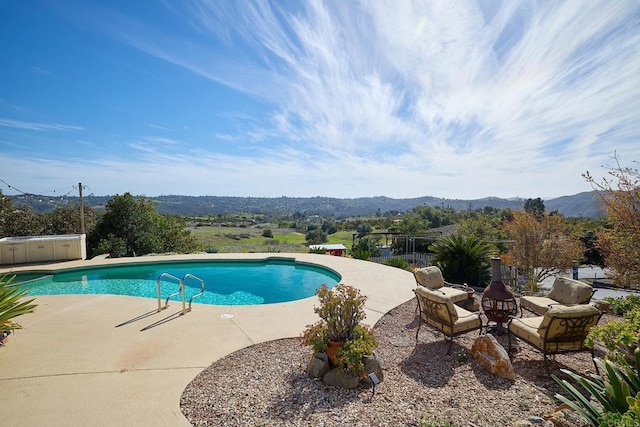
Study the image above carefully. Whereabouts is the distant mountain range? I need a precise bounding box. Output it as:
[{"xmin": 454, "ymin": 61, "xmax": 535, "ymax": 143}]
[{"xmin": 10, "ymin": 191, "xmax": 603, "ymax": 218}]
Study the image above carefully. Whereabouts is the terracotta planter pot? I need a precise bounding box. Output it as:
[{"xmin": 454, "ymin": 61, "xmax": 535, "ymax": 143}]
[{"xmin": 326, "ymin": 340, "xmax": 344, "ymax": 367}]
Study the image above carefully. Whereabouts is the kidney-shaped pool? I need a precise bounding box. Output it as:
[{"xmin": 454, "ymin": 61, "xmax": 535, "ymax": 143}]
[{"xmin": 16, "ymin": 258, "xmax": 341, "ymax": 305}]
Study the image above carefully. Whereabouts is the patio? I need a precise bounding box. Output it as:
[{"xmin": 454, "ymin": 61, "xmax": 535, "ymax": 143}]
[{"xmin": 0, "ymin": 253, "xmax": 415, "ymax": 426}]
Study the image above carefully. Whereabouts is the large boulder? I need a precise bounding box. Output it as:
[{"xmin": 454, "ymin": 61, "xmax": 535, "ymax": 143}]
[
  {"xmin": 471, "ymin": 334, "xmax": 516, "ymax": 381},
  {"xmin": 306, "ymin": 352, "xmax": 330, "ymax": 378},
  {"xmin": 323, "ymin": 368, "xmax": 360, "ymax": 389},
  {"xmin": 361, "ymin": 352, "xmax": 384, "ymax": 385}
]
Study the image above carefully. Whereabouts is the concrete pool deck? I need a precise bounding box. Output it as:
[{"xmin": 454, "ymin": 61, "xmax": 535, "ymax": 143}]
[{"xmin": 0, "ymin": 253, "xmax": 416, "ymax": 427}]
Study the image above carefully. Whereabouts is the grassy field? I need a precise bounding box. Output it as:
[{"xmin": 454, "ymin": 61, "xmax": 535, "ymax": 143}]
[{"xmin": 189, "ymin": 224, "xmax": 355, "ymax": 254}]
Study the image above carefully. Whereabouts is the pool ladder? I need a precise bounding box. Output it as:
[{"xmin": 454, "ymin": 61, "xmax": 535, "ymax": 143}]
[{"xmin": 156, "ymin": 273, "xmax": 205, "ymax": 315}]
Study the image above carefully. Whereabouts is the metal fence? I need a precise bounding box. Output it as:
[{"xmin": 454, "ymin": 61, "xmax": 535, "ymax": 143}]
[{"xmin": 369, "ymin": 253, "xmax": 434, "ymax": 267}]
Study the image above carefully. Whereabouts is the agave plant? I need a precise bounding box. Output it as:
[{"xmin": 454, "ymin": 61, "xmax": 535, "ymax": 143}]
[
  {"xmin": 0, "ymin": 275, "xmax": 37, "ymax": 331},
  {"xmin": 552, "ymin": 347, "xmax": 640, "ymax": 427}
]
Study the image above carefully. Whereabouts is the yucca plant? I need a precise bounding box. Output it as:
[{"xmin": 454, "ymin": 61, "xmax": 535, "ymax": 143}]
[
  {"xmin": 1, "ymin": 274, "xmax": 37, "ymax": 332},
  {"xmin": 552, "ymin": 346, "xmax": 640, "ymax": 427}
]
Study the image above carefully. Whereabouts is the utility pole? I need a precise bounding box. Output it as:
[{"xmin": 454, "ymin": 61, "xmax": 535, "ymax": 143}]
[{"xmin": 79, "ymin": 182, "xmax": 85, "ymax": 235}]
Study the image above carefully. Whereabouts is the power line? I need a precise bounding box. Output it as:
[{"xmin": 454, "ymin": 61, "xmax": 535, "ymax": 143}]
[{"xmin": 0, "ymin": 178, "xmax": 79, "ymax": 198}]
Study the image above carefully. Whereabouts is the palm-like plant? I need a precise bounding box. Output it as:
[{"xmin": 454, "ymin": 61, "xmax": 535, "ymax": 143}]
[
  {"xmin": 1, "ymin": 275, "xmax": 37, "ymax": 331},
  {"xmin": 552, "ymin": 347, "xmax": 640, "ymax": 427},
  {"xmin": 429, "ymin": 234, "xmax": 495, "ymax": 287},
  {"xmin": 350, "ymin": 237, "xmax": 381, "ymax": 260}
]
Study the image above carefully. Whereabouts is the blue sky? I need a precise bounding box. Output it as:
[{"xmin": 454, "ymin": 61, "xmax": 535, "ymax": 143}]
[{"xmin": 1, "ymin": 1, "xmax": 639, "ymax": 200}]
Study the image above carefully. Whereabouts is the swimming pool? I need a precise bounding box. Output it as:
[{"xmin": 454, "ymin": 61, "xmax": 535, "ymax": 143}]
[{"xmin": 16, "ymin": 259, "xmax": 341, "ymax": 305}]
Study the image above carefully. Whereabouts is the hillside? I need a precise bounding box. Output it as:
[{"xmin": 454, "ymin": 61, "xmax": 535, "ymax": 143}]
[{"xmin": 9, "ymin": 192, "xmax": 603, "ymax": 218}]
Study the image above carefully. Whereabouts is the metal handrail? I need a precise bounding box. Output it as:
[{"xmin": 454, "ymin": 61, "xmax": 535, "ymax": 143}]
[
  {"xmin": 183, "ymin": 273, "xmax": 205, "ymax": 312},
  {"xmin": 156, "ymin": 273, "xmax": 182, "ymax": 312}
]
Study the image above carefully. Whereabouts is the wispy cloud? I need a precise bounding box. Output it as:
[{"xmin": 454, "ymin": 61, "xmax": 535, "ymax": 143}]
[
  {"xmin": 15, "ymin": 0, "xmax": 640, "ymax": 199},
  {"xmin": 28, "ymin": 66, "xmax": 57, "ymax": 78},
  {"xmin": 0, "ymin": 118, "xmax": 83, "ymax": 132}
]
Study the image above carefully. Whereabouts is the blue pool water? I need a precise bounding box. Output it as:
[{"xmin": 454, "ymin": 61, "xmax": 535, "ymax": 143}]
[{"xmin": 17, "ymin": 259, "xmax": 340, "ymax": 305}]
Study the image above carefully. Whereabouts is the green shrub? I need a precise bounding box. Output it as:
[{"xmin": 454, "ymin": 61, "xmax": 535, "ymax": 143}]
[
  {"xmin": 305, "ymin": 229, "xmax": 328, "ymax": 245},
  {"xmin": 383, "ymin": 257, "xmax": 410, "ymax": 270},
  {"xmin": 586, "ymin": 308, "xmax": 640, "ymax": 366},
  {"xmin": 336, "ymin": 324, "xmax": 377, "ymax": 373},
  {"xmin": 604, "ymin": 294, "xmax": 640, "ymax": 316},
  {"xmin": 262, "ymin": 229, "xmax": 273, "ymax": 238},
  {"xmin": 350, "ymin": 237, "xmax": 381, "ymax": 260}
]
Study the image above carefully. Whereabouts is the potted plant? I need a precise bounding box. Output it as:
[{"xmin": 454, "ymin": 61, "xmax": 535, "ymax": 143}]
[{"xmin": 302, "ymin": 284, "xmax": 377, "ymax": 374}]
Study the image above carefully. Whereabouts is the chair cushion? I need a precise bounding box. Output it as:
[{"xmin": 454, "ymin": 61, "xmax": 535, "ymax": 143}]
[
  {"xmin": 519, "ymin": 296, "xmax": 559, "ymax": 316},
  {"xmin": 510, "ymin": 305, "xmax": 600, "ymax": 354},
  {"xmin": 439, "ymin": 286, "xmax": 469, "ymax": 304},
  {"xmin": 414, "ymin": 267, "xmax": 445, "ymax": 290},
  {"xmin": 415, "ymin": 286, "xmax": 458, "ymax": 323},
  {"xmin": 509, "ymin": 316, "xmax": 544, "ymax": 349},
  {"xmin": 547, "ymin": 277, "xmax": 594, "ymax": 305},
  {"xmin": 538, "ymin": 304, "xmax": 600, "ymax": 335}
]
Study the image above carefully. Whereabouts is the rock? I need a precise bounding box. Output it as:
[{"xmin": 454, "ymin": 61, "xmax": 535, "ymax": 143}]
[
  {"xmin": 512, "ymin": 419, "xmax": 553, "ymax": 427},
  {"xmin": 471, "ymin": 334, "xmax": 516, "ymax": 381},
  {"xmin": 527, "ymin": 416, "xmax": 552, "ymax": 425},
  {"xmin": 545, "ymin": 404, "xmax": 589, "ymax": 427},
  {"xmin": 323, "ymin": 368, "xmax": 360, "ymax": 389},
  {"xmin": 592, "ymin": 299, "xmax": 613, "ymax": 313},
  {"xmin": 361, "ymin": 352, "xmax": 384, "ymax": 385},
  {"xmin": 306, "ymin": 352, "xmax": 330, "ymax": 378}
]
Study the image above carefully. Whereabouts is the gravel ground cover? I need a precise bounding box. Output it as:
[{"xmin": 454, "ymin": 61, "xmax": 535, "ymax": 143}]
[{"xmin": 181, "ymin": 299, "xmax": 614, "ymax": 426}]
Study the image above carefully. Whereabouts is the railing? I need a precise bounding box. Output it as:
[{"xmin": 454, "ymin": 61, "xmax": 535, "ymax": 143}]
[
  {"xmin": 156, "ymin": 273, "xmax": 183, "ymax": 313},
  {"xmin": 183, "ymin": 273, "xmax": 205, "ymax": 312},
  {"xmin": 156, "ymin": 272, "xmax": 206, "ymax": 315},
  {"xmin": 369, "ymin": 253, "xmax": 434, "ymax": 267}
]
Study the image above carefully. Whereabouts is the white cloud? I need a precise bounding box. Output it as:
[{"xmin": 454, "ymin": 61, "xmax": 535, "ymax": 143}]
[
  {"xmin": 0, "ymin": 118, "xmax": 83, "ymax": 132},
  {"xmin": 7, "ymin": 0, "xmax": 640, "ymax": 199}
]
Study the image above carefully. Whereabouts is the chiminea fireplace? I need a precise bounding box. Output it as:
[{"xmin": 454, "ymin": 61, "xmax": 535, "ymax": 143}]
[{"xmin": 481, "ymin": 257, "xmax": 518, "ymax": 334}]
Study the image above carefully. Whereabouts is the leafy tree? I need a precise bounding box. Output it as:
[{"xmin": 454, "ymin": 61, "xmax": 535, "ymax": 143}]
[
  {"xmin": 95, "ymin": 233, "xmax": 128, "ymax": 258},
  {"xmin": 356, "ymin": 223, "xmax": 372, "ymax": 235},
  {"xmin": 456, "ymin": 212, "xmax": 509, "ymax": 253},
  {"xmin": 579, "ymin": 229, "xmax": 605, "ymax": 267},
  {"xmin": 155, "ymin": 214, "xmax": 200, "ymax": 254},
  {"xmin": 584, "ymin": 155, "xmax": 640, "ymax": 289},
  {"xmin": 305, "ymin": 229, "xmax": 327, "ymax": 245},
  {"xmin": 524, "ymin": 197, "xmax": 546, "ymax": 220},
  {"xmin": 429, "ymin": 234, "xmax": 495, "ymax": 287},
  {"xmin": 0, "ymin": 192, "xmax": 44, "ymax": 236},
  {"xmin": 89, "ymin": 193, "xmax": 198, "ymax": 257},
  {"xmin": 503, "ymin": 210, "xmax": 584, "ymax": 292},
  {"xmin": 321, "ymin": 220, "xmax": 337, "ymax": 235},
  {"xmin": 43, "ymin": 204, "xmax": 96, "ymax": 235}
]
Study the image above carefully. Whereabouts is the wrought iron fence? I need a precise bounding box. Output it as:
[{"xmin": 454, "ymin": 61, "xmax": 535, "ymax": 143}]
[{"xmin": 369, "ymin": 252, "xmax": 434, "ymax": 267}]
